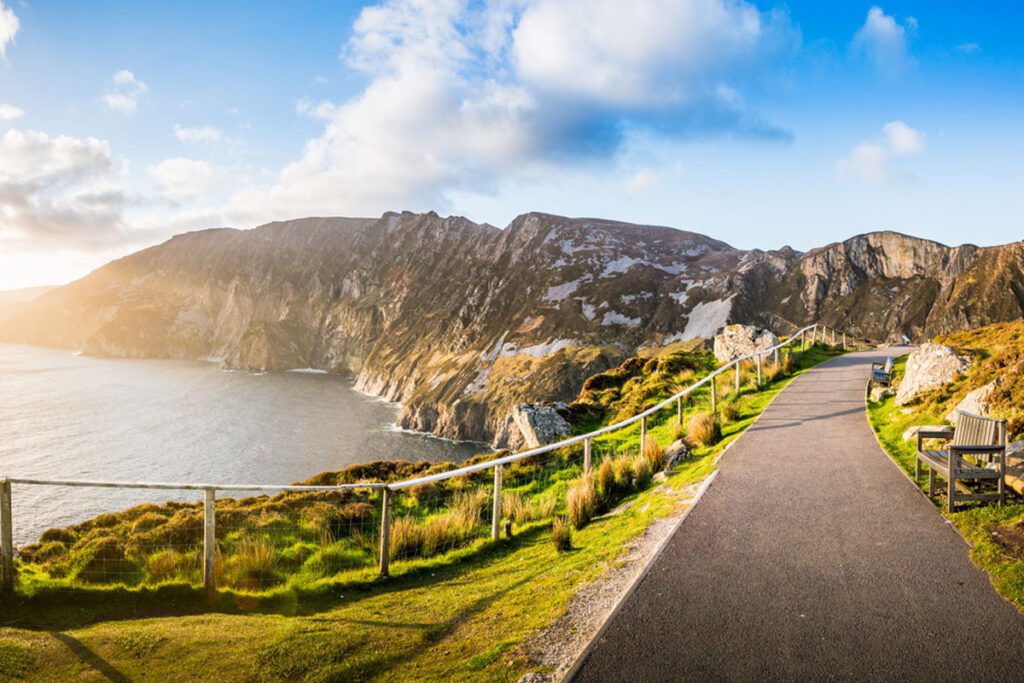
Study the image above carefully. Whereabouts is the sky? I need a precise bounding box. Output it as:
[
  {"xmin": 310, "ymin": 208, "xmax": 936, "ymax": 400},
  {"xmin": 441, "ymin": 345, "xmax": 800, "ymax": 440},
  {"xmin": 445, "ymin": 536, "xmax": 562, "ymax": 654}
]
[{"xmin": 0, "ymin": 1, "xmax": 1022, "ymax": 289}]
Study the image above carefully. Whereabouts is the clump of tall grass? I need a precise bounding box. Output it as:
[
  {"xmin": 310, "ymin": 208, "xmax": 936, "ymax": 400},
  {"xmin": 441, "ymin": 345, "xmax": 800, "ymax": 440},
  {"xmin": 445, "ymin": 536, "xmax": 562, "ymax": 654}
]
[
  {"xmin": 389, "ymin": 490, "xmax": 488, "ymax": 560},
  {"xmin": 613, "ymin": 456, "xmax": 633, "ymax": 491},
  {"xmin": 502, "ymin": 491, "xmax": 557, "ymax": 525},
  {"xmin": 145, "ymin": 549, "xmax": 180, "ymax": 583},
  {"xmin": 641, "ymin": 436, "xmax": 665, "ymax": 471},
  {"xmin": 686, "ymin": 411, "xmax": 721, "ymax": 447},
  {"xmin": 630, "ymin": 453, "xmax": 654, "ymax": 487},
  {"xmin": 595, "ymin": 458, "xmax": 616, "ymax": 502},
  {"xmin": 223, "ymin": 536, "xmax": 278, "ymax": 590},
  {"xmin": 552, "ymin": 517, "xmax": 573, "ymax": 552},
  {"xmin": 719, "ymin": 399, "xmax": 740, "ymax": 423},
  {"xmin": 567, "ymin": 475, "xmax": 598, "ymax": 529}
]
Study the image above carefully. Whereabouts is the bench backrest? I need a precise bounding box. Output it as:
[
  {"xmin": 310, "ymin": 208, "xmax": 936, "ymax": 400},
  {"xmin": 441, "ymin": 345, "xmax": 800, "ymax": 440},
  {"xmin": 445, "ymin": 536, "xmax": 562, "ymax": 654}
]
[
  {"xmin": 883, "ymin": 357, "xmax": 893, "ymax": 373},
  {"xmin": 952, "ymin": 411, "xmax": 1003, "ymax": 447}
]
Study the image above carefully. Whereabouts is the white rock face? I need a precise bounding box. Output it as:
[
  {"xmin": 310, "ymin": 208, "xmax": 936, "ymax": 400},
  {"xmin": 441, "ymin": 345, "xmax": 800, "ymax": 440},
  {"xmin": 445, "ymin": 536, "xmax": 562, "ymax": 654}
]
[
  {"xmin": 895, "ymin": 343, "xmax": 972, "ymax": 407},
  {"xmin": 946, "ymin": 380, "xmax": 997, "ymax": 424},
  {"xmin": 510, "ymin": 403, "xmax": 571, "ymax": 450},
  {"xmin": 712, "ymin": 324, "xmax": 779, "ymax": 363}
]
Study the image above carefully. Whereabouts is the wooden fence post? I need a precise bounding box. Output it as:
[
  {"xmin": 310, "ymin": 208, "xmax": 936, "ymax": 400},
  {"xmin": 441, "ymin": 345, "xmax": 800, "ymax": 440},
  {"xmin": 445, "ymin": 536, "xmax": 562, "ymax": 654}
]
[
  {"xmin": 379, "ymin": 488, "xmax": 392, "ymax": 577},
  {"xmin": 203, "ymin": 488, "xmax": 216, "ymax": 598},
  {"xmin": 676, "ymin": 396, "xmax": 683, "ymax": 429},
  {"xmin": 800, "ymin": 329, "xmax": 806, "ymax": 351},
  {"xmin": 583, "ymin": 437, "xmax": 592, "ymax": 476},
  {"xmin": 711, "ymin": 377, "xmax": 718, "ymax": 411},
  {"xmin": 734, "ymin": 363, "xmax": 741, "ymax": 394},
  {"xmin": 842, "ymin": 332, "xmax": 847, "ymax": 350},
  {"xmin": 773, "ymin": 347, "xmax": 779, "ymax": 367},
  {"xmin": 491, "ymin": 465, "xmax": 503, "ymax": 541},
  {"xmin": 1, "ymin": 480, "xmax": 13, "ymax": 594},
  {"xmin": 640, "ymin": 416, "xmax": 647, "ymax": 449},
  {"xmin": 756, "ymin": 354, "xmax": 763, "ymax": 386}
]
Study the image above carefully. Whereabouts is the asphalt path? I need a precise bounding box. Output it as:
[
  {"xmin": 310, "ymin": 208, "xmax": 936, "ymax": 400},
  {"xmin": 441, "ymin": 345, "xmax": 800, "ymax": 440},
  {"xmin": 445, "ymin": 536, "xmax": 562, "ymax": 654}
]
[{"xmin": 573, "ymin": 349, "xmax": 1024, "ymax": 682}]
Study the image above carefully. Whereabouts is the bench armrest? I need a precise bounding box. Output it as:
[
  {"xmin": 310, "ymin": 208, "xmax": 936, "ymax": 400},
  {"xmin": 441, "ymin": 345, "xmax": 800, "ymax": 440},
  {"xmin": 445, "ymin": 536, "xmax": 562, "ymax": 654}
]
[
  {"xmin": 917, "ymin": 429, "xmax": 953, "ymax": 440},
  {"xmin": 950, "ymin": 444, "xmax": 1005, "ymax": 455}
]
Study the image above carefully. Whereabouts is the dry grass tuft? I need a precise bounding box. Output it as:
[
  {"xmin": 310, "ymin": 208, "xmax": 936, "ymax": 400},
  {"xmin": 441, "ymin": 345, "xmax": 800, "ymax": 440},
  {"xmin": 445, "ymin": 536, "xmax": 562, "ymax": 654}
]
[
  {"xmin": 641, "ymin": 435, "xmax": 665, "ymax": 471},
  {"xmin": 567, "ymin": 475, "xmax": 597, "ymax": 529},
  {"xmin": 719, "ymin": 400, "xmax": 740, "ymax": 423},
  {"xmin": 552, "ymin": 517, "xmax": 573, "ymax": 552},
  {"xmin": 686, "ymin": 411, "xmax": 721, "ymax": 447}
]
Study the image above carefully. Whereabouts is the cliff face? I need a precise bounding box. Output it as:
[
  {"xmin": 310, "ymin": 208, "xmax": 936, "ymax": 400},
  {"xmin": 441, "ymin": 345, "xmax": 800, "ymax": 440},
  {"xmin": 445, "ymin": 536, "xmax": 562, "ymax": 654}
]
[{"xmin": 2, "ymin": 215, "xmax": 1022, "ymax": 445}]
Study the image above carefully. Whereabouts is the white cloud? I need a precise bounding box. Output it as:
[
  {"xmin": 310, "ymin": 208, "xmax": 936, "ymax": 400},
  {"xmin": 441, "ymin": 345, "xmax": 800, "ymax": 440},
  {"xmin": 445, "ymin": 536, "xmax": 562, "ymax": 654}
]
[
  {"xmin": 0, "ymin": 103, "xmax": 23, "ymax": 120},
  {"xmin": 150, "ymin": 158, "xmax": 222, "ymax": 200},
  {"xmin": 0, "ymin": 1, "xmax": 18, "ymax": 59},
  {"xmin": 102, "ymin": 70, "xmax": 149, "ymax": 113},
  {"xmin": 957, "ymin": 42, "xmax": 980, "ymax": 55},
  {"xmin": 852, "ymin": 6, "xmax": 914, "ymax": 76},
  {"xmin": 173, "ymin": 124, "xmax": 224, "ymax": 143},
  {"xmin": 836, "ymin": 120, "xmax": 926, "ymax": 183},
  {"xmin": 0, "ymin": 129, "xmax": 129, "ymax": 248},
  {"xmin": 227, "ymin": 0, "xmax": 793, "ymax": 225},
  {"xmin": 624, "ymin": 169, "xmax": 659, "ymax": 196}
]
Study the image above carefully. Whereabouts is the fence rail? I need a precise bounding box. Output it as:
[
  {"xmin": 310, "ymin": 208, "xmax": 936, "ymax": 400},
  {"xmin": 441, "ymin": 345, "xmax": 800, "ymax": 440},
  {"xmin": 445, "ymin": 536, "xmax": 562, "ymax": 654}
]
[{"xmin": 0, "ymin": 323, "xmax": 872, "ymax": 594}]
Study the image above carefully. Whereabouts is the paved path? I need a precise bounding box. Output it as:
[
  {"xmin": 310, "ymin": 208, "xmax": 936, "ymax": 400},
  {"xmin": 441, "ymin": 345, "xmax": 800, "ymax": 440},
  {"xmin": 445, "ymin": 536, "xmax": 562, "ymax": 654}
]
[{"xmin": 574, "ymin": 349, "xmax": 1024, "ymax": 682}]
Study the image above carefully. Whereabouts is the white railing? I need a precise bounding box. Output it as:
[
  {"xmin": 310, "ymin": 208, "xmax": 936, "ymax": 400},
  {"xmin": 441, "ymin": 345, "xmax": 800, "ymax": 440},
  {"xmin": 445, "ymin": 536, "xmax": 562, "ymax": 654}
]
[{"xmin": 0, "ymin": 323, "xmax": 869, "ymax": 594}]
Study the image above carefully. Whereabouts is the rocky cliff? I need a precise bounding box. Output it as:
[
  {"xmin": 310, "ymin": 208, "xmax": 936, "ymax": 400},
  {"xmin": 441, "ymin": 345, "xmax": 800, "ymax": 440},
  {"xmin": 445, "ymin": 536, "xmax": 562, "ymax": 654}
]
[{"xmin": 2, "ymin": 214, "xmax": 1022, "ymax": 445}]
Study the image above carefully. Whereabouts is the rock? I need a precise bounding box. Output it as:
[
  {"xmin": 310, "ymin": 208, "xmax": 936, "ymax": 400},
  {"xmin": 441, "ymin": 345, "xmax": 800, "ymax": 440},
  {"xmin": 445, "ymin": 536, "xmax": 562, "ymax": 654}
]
[
  {"xmin": 510, "ymin": 403, "xmax": 571, "ymax": 449},
  {"xmin": 712, "ymin": 324, "xmax": 779, "ymax": 364},
  {"xmin": 663, "ymin": 439, "xmax": 690, "ymax": 470},
  {"xmin": 895, "ymin": 343, "xmax": 972, "ymax": 406},
  {"xmin": 946, "ymin": 380, "xmax": 998, "ymax": 424},
  {"xmin": 1008, "ymin": 440, "xmax": 1024, "ymax": 458},
  {"xmin": 869, "ymin": 385, "xmax": 894, "ymax": 403}
]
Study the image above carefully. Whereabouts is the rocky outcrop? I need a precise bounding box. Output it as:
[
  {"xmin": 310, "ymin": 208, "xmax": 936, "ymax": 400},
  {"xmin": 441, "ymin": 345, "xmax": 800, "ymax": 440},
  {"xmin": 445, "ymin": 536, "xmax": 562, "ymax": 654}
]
[
  {"xmin": 712, "ymin": 324, "xmax": 778, "ymax": 363},
  {"xmin": 895, "ymin": 344, "xmax": 972, "ymax": 406},
  {"xmin": 947, "ymin": 380, "xmax": 998, "ymax": 424},
  {"xmin": 508, "ymin": 404, "xmax": 572, "ymax": 450}
]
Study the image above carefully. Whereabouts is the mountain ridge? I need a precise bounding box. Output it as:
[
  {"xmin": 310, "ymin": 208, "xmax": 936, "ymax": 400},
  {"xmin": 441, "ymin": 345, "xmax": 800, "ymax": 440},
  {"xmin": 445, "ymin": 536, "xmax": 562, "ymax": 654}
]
[{"xmin": 3, "ymin": 211, "xmax": 1022, "ymax": 445}]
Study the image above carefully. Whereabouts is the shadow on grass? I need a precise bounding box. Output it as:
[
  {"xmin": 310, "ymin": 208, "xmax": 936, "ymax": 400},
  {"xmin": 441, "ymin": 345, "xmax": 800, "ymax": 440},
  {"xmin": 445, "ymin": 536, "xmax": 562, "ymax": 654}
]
[
  {"xmin": 0, "ymin": 523, "xmax": 552, "ymax": 632},
  {"xmin": 50, "ymin": 632, "xmax": 130, "ymax": 683}
]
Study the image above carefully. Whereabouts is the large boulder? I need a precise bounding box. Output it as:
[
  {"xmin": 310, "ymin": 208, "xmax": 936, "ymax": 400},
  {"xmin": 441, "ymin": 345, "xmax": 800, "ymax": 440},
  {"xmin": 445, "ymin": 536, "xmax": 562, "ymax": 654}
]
[
  {"xmin": 946, "ymin": 380, "xmax": 997, "ymax": 425},
  {"xmin": 713, "ymin": 324, "xmax": 779, "ymax": 364},
  {"xmin": 509, "ymin": 403, "xmax": 571, "ymax": 450},
  {"xmin": 895, "ymin": 343, "xmax": 972, "ymax": 407}
]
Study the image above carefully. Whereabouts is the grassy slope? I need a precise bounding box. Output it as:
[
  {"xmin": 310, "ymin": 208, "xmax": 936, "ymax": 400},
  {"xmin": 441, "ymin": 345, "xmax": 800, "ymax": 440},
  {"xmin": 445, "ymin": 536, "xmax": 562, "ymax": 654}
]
[
  {"xmin": 0, "ymin": 346, "xmax": 838, "ymax": 681},
  {"xmin": 866, "ymin": 341, "xmax": 1024, "ymax": 612}
]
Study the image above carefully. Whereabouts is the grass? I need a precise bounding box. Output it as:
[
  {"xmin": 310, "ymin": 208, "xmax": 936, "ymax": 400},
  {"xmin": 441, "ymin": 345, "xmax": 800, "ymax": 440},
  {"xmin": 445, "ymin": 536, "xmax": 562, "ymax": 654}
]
[
  {"xmin": 0, "ymin": 343, "xmax": 841, "ymax": 681},
  {"xmin": 866, "ymin": 353, "xmax": 1024, "ymax": 613}
]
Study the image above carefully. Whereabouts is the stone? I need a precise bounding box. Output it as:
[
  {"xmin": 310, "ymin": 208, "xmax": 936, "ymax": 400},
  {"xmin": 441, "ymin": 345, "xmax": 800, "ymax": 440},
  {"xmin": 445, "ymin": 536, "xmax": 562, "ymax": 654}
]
[
  {"xmin": 510, "ymin": 403, "xmax": 571, "ymax": 449},
  {"xmin": 869, "ymin": 385, "xmax": 895, "ymax": 403},
  {"xmin": 712, "ymin": 324, "xmax": 779, "ymax": 364},
  {"xmin": 946, "ymin": 380, "xmax": 997, "ymax": 424},
  {"xmin": 663, "ymin": 439, "xmax": 691, "ymax": 470},
  {"xmin": 895, "ymin": 343, "xmax": 972, "ymax": 407}
]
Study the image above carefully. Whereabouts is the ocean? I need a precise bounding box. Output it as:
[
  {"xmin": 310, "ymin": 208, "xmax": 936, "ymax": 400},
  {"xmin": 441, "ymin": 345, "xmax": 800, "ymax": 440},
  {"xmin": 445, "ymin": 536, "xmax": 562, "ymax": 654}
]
[{"xmin": 0, "ymin": 343, "xmax": 482, "ymax": 545}]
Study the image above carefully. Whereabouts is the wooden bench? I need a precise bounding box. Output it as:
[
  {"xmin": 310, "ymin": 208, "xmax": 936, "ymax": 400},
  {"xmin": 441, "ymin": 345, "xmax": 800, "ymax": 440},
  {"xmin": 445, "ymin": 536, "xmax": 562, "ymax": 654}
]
[
  {"xmin": 915, "ymin": 411, "xmax": 1007, "ymax": 512},
  {"xmin": 866, "ymin": 357, "xmax": 894, "ymax": 398}
]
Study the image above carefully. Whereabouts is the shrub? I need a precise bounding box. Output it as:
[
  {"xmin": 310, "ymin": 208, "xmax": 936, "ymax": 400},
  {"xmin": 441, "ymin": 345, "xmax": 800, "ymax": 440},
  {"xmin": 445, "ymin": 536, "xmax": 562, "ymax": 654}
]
[
  {"xmin": 409, "ymin": 482, "xmax": 440, "ymax": 506},
  {"xmin": 131, "ymin": 512, "xmax": 167, "ymax": 534},
  {"xmin": 567, "ymin": 475, "xmax": 597, "ymax": 529},
  {"xmin": 641, "ymin": 436, "xmax": 665, "ymax": 471},
  {"xmin": 552, "ymin": 517, "xmax": 573, "ymax": 552},
  {"xmin": 595, "ymin": 458, "xmax": 616, "ymax": 503},
  {"xmin": 19, "ymin": 540, "xmax": 66, "ymax": 565},
  {"xmin": 39, "ymin": 527, "xmax": 76, "ymax": 545},
  {"xmin": 686, "ymin": 412, "xmax": 721, "ymax": 447},
  {"xmin": 719, "ymin": 400, "xmax": 740, "ymax": 423},
  {"xmin": 71, "ymin": 535, "xmax": 140, "ymax": 584}
]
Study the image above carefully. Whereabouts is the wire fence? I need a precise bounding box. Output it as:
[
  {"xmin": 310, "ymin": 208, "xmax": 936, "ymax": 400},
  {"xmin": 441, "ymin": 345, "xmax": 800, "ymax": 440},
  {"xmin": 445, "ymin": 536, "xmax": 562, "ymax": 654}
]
[{"xmin": 0, "ymin": 324, "xmax": 872, "ymax": 596}]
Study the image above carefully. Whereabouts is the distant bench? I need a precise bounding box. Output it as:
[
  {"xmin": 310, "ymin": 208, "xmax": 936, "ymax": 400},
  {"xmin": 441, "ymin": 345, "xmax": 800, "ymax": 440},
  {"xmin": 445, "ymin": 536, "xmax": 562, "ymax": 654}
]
[
  {"xmin": 915, "ymin": 411, "xmax": 1007, "ymax": 512},
  {"xmin": 866, "ymin": 357, "xmax": 894, "ymax": 398}
]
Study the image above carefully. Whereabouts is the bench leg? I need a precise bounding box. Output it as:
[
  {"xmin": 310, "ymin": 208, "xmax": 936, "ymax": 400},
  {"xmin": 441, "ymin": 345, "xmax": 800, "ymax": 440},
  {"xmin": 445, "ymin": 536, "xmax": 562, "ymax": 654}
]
[
  {"xmin": 915, "ymin": 458, "xmax": 921, "ymax": 483},
  {"xmin": 928, "ymin": 468, "xmax": 935, "ymax": 497},
  {"xmin": 947, "ymin": 472, "xmax": 956, "ymax": 513}
]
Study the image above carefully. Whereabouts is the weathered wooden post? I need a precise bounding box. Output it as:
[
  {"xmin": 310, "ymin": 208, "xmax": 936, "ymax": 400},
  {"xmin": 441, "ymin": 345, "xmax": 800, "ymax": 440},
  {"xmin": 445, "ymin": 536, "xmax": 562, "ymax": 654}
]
[
  {"xmin": 676, "ymin": 396, "xmax": 683, "ymax": 428},
  {"xmin": 831, "ymin": 328, "xmax": 836, "ymax": 346},
  {"xmin": 842, "ymin": 332, "xmax": 847, "ymax": 350},
  {"xmin": 583, "ymin": 437, "xmax": 592, "ymax": 476},
  {"xmin": 710, "ymin": 377, "xmax": 718, "ymax": 411},
  {"xmin": 800, "ymin": 329, "xmax": 806, "ymax": 351},
  {"xmin": 1, "ymin": 479, "xmax": 13, "ymax": 594},
  {"xmin": 379, "ymin": 488, "xmax": 392, "ymax": 577},
  {"xmin": 773, "ymin": 347, "xmax": 780, "ymax": 368},
  {"xmin": 640, "ymin": 416, "xmax": 647, "ymax": 450},
  {"xmin": 491, "ymin": 465, "xmax": 503, "ymax": 541},
  {"xmin": 734, "ymin": 362, "xmax": 741, "ymax": 394},
  {"xmin": 756, "ymin": 353, "xmax": 763, "ymax": 386},
  {"xmin": 203, "ymin": 488, "xmax": 216, "ymax": 598}
]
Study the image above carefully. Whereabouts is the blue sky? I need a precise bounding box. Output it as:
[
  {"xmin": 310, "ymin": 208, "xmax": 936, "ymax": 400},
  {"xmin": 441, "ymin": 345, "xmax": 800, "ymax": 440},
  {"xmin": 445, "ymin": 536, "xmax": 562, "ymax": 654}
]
[{"xmin": 0, "ymin": 1, "xmax": 1022, "ymax": 288}]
